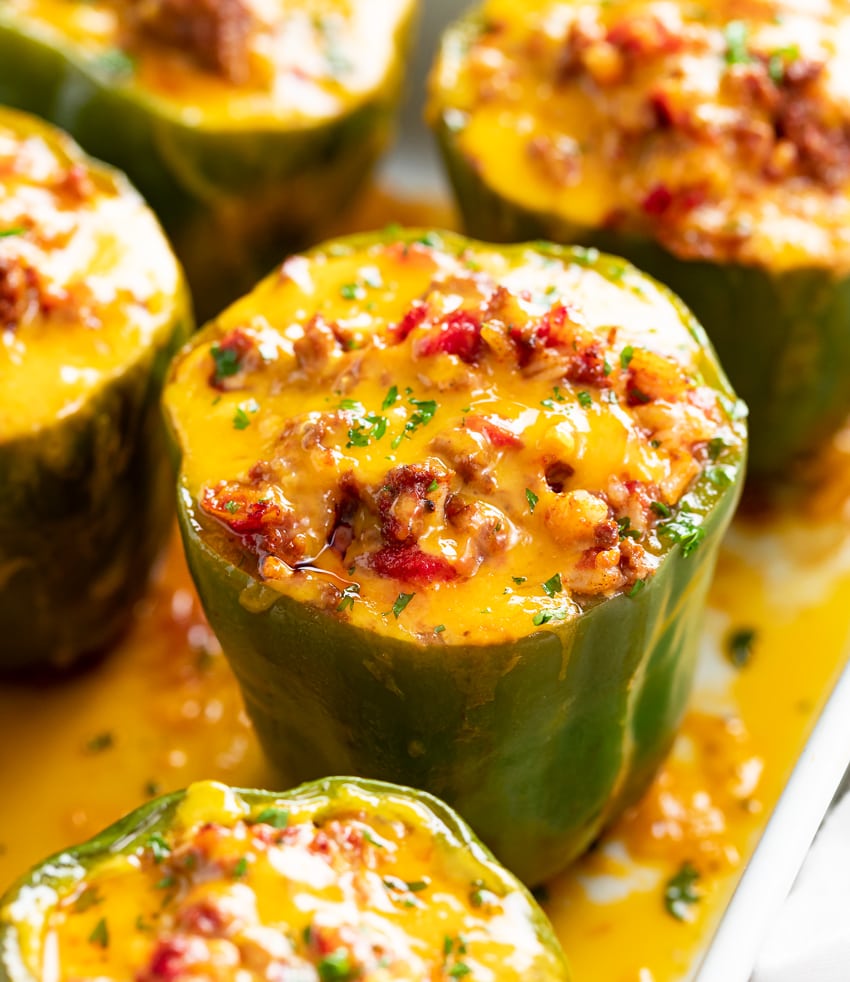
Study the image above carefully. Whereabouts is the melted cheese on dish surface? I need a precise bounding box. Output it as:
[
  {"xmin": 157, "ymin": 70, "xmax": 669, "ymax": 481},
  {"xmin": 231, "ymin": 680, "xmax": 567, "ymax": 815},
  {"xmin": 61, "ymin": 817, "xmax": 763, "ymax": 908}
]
[
  {"xmin": 164, "ymin": 232, "xmax": 744, "ymax": 644},
  {"xmin": 17, "ymin": 780, "xmax": 561, "ymax": 982},
  {"xmin": 0, "ymin": 110, "xmax": 182, "ymax": 439},
  {"xmin": 2, "ymin": 0, "xmax": 414, "ymax": 126},
  {"xmin": 430, "ymin": 0, "xmax": 850, "ymax": 270}
]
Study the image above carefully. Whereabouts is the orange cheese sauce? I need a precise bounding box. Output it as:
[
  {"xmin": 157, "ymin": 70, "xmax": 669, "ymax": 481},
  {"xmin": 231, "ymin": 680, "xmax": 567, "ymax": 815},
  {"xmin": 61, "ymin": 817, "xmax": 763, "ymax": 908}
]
[
  {"xmin": 165, "ymin": 232, "xmax": 743, "ymax": 642},
  {"xmin": 1, "ymin": 188, "xmax": 849, "ymax": 981},
  {"xmin": 17, "ymin": 781, "xmax": 559, "ymax": 982},
  {"xmin": 3, "ymin": 0, "xmax": 414, "ymax": 125},
  {"xmin": 429, "ymin": 0, "xmax": 850, "ymax": 269},
  {"xmin": 0, "ymin": 109, "xmax": 182, "ymax": 438}
]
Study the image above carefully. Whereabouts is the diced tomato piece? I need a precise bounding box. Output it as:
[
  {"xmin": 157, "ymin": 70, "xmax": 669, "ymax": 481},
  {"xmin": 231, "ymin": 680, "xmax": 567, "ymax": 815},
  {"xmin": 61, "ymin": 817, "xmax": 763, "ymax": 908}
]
[{"xmin": 369, "ymin": 544, "xmax": 457, "ymax": 584}]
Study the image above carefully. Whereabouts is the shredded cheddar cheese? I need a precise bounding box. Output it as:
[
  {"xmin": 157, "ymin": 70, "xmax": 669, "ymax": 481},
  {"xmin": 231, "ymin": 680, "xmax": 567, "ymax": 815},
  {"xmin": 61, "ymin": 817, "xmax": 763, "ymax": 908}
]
[
  {"xmin": 0, "ymin": 110, "xmax": 182, "ymax": 438},
  {"xmin": 430, "ymin": 0, "xmax": 850, "ymax": 270},
  {"xmin": 165, "ymin": 232, "xmax": 744, "ymax": 644},
  {"xmin": 32, "ymin": 781, "xmax": 561, "ymax": 982}
]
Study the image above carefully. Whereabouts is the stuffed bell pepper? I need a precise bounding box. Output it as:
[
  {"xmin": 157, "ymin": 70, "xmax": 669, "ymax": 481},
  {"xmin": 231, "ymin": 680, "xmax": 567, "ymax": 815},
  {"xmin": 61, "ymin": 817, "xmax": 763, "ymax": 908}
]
[
  {"xmin": 0, "ymin": 0, "xmax": 417, "ymax": 317},
  {"xmin": 0, "ymin": 778, "xmax": 571, "ymax": 981},
  {"xmin": 429, "ymin": 0, "xmax": 849, "ymax": 479},
  {"xmin": 163, "ymin": 228, "xmax": 747, "ymax": 884},
  {"xmin": 0, "ymin": 107, "xmax": 191, "ymax": 673}
]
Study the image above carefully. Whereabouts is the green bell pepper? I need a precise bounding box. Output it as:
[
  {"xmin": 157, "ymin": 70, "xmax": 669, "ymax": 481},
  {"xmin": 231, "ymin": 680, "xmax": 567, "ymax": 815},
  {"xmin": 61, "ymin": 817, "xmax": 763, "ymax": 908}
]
[
  {"xmin": 0, "ymin": 778, "xmax": 571, "ymax": 981},
  {"xmin": 164, "ymin": 228, "xmax": 746, "ymax": 884},
  {"xmin": 0, "ymin": 107, "xmax": 192, "ymax": 672},
  {"xmin": 0, "ymin": 0, "xmax": 417, "ymax": 318},
  {"xmin": 428, "ymin": 3, "xmax": 849, "ymax": 481}
]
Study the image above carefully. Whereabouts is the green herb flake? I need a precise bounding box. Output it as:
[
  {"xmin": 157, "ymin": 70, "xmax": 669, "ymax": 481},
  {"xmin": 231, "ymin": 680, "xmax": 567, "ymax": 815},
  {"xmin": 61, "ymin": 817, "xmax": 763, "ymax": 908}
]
[
  {"xmin": 407, "ymin": 878, "xmax": 430, "ymax": 892},
  {"xmin": 620, "ymin": 345, "xmax": 634, "ymax": 369},
  {"xmin": 603, "ymin": 359, "xmax": 613, "ymax": 376},
  {"xmin": 318, "ymin": 948, "xmax": 354, "ymax": 982},
  {"xmin": 650, "ymin": 501, "xmax": 672, "ymax": 518},
  {"xmin": 664, "ymin": 862, "xmax": 701, "ymax": 921},
  {"xmin": 768, "ymin": 44, "xmax": 800, "ymax": 83},
  {"xmin": 449, "ymin": 965, "xmax": 471, "ymax": 979},
  {"xmin": 727, "ymin": 627, "xmax": 757, "ymax": 668},
  {"xmin": 724, "ymin": 20, "xmax": 752, "ymax": 65},
  {"xmin": 339, "ymin": 282, "xmax": 362, "ymax": 301},
  {"xmin": 512, "ymin": 576, "xmax": 527, "ymax": 585},
  {"xmin": 147, "ymin": 833, "xmax": 171, "ymax": 863},
  {"xmin": 414, "ymin": 231, "xmax": 444, "ymax": 249},
  {"xmin": 144, "ymin": 780, "xmax": 161, "ymax": 798},
  {"xmin": 224, "ymin": 500, "xmax": 241, "ymax": 514},
  {"xmin": 392, "ymin": 592, "xmax": 415, "ymax": 618},
  {"xmin": 659, "ymin": 512, "xmax": 705, "ymax": 557},
  {"xmin": 336, "ymin": 584, "xmax": 360, "ymax": 613},
  {"xmin": 577, "ymin": 390, "xmax": 593, "ymax": 409},
  {"xmin": 707, "ymin": 437, "xmax": 727, "ymax": 460},
  {"xmin": 73, "ymin": 887, "xmax": 103, "ymax": 912},
  {"xmin": 628, "ymin": 579, "xmax": 646, "ymax": 598},
  {"xmin": 382, "ymin": 385, "xmax": 399, "ymax": 410},
  {"xmin": 542, "ymin": 572, "xmax": 563, "ymax": 597},
  {"xmin": 135, "ymin": 914, "xmax": 152, "ymax": 932},
  {"xmin": 362, "ymin": 829, "xmax": 385, "ymax": 848},
  {"xmin": 232, "ymin": 407, "xmax": 251, "ymax": 430},
  {"xmin": 705, "ymin": 464, "xmax": 734, "ymax": 488},
  {"xmin": 617, "ymin": 517, "xmax": 641, "ymax": 541},
  {"xmin": 233, "ymin": 857, "xmax": 248, "ymax": 878},
  {"xmin": 254, "ymin": 806, "xmax": 290, "ymax": 828},
  {"xmin": 427, "ymin": 478, "xmax": 439, "ymax": 493},
  {"xmin": 88, "ymin": 917, "xmax": 109, "ymax": 949},
  {"xmin": 533, "ymin": 606, "xmax": 569, "ymax": 626},
  {"xmin": 526, "ymin": 488, "xmax": 539, "ymax": 512},
  {"xmin": 0, "ymin": 227, "xmax": 26, "ymax": 239},
  {"xmin": 210, "ymin": 343, "xmax": 241, "ymax": 382},
  {"xmin": 155, "ymin": 875, "xmax": 175, "ymax": 891},
  {"xmin": 434, "ymin": 624, "xmax": 446, "ymax": 634},
  {"xmin": 85, "ymin": 732, "xmax": 114, "ymax": 754}
]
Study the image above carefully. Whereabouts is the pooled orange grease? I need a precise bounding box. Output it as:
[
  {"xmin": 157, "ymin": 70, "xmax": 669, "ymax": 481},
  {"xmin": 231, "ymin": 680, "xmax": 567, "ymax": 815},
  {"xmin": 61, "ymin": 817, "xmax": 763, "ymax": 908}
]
[{"xmin": 2, "ymin": 188, "xmax": 850, "ymax": 981}]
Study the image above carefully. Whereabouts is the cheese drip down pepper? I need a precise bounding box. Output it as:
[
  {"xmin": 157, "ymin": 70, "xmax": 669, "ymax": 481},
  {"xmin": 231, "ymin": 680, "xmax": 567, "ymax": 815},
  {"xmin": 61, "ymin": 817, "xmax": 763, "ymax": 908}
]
[
  {"xmin": 0, "ymin": 779, "xmax": 571, "ymax": 981},
  {"xmin": 0, "ymin": 106, "xmax": 192, "ymax": 672},
  {"xmin": 428, "ymin": 0, "xmax": 850, "ymax": 480},
  {"xmin": 0, "ymin": 0, "xmax": 417, "ymax": 318},
  {"xmin": 163, "ymin": 229, "xmax": 747, "ymax": 884}
]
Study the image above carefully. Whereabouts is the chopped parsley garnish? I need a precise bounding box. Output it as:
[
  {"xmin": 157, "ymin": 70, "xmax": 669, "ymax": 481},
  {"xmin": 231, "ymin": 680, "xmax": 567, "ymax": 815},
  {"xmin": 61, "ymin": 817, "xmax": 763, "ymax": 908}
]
[
  {"xmin": 427, "ymin": 478, "xmax": 439, "ymax": 493},
  {"xmin": 347, "ymin": 412, "xmax": 388, "ymax": 448},
  {"xmin": 318, "ymin": 949, "xmax": 354, "ymax": 982},
  {"xmin": 664, "ymin": 862, "xmax": 701, "ymax": 921},
  {"xmin": 85, "ymin": 731, "xmax": 114, "ymax": 754},
  {"xmin": 233, "ymin": 857, "xmax": 248, "ymax": 878},
  {"xmin": 577, "ymin": 390, "xmax": 593, "ymax": 409},
  {"xmin": 525, "ymin": 488, "xmax": 539, "ymax": 512},
  {"xmin": 705, "ymin": 465, "xmax": 734, "ymax": 488},
  {"xmin": 146, "ymin": 834, "xmax": 171, "ymax": 863},
  {"xmin": 616, "ymin": 517, "xmax": 641, "ymax": 540},
  {"xmin": 707, "ymin": 437, "xmax": 727, "ymax": 460},
  {"xmin": 414, "ymin": 231, "xmax": 444, "ymax": 248},
  {"xmin": 155, "ymin": 875, "xmax": 175, "ymax": 891},
  {"xmin": 224, "ymin": 500, "xmax": 241, "ymax": 514},
  {"xmin": 382, "ymin": 385, "xmax": 399, "ymax": 410},
  {"xmin": 768, "ymin": 44, "xmax": 800, "ymax": 83},
  {"xmin": 392, "ymin": 592, "xmax": 415, "ymax": 618},
  {"xmin": 336, "ymin": 584, "xmax": 360, "ymax": 613},
  {"xmin": 650, "ymin": 501, "xmax": 672, "ymax": 518},
  {"xmin": 620, "ymin": 345, "xmax": 634, "ymax": 369},
  {"xmin": 727, "ymin": 627, "xmax": 757, "ymax": 668},
  {"xmin": 88, "ymin": 917, "xmax": 109, "ymax": 948},
  {"xmin": 449, "ymin": 965, "xmax": 471, "ymax": 979},
  {"xmin": 533, "ymin": 606, "xmax": 569, "ymax": 626},
  {"xmin": 210, "ymin": 342, "xmax": 240, "ymax": 382},
  {"xmin": 658, "ymin": 512, "xmax": 705, "ymax": 557},
  {"xmin": 0, "ymin": 227, "xmax": 26, "ymax": 238},
  {"xmin": 73, "ymin": 887, "xmax": 103, "ymax": 912},
  {"xmin": 628, "ymin": 579, "xmax": 646, "ymax": 598},
  {"xmin": 339, "ymin": 282, "xmax": 362, "ymax": 301},
  {"xmin": 603, "ymin": 359, "xmax": 613, "ymax": 376},
  {"xmin": 232, "ymin": 399, "xmax": 259, "ymax": 430},
  {"xmin": 512, "ymin": 576, "xmax": 527, "ymax": 585},
  {"xmin": 434, "ymin": 624, "xmax": 446, "ymax": 634},
  {"xmin": 391, "ymin": 397, "xmax": 439, "ymax": 447},
  {"xmin": 542, "ymin": 572, "xmax": 563, "ymax": 597},
  {"xmin": 254, "ymin": 806, "xmax": 290, "ymax": 828},
  {"xmin": 723, "ymin": 20, "xmax": 752, "ymax": 65}
]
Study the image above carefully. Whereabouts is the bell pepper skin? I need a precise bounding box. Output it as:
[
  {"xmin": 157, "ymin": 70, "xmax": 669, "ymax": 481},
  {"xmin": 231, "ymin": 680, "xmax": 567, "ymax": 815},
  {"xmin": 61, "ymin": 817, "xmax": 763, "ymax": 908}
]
[
  {"xmin": 429, "ymin": 7, "xmax": 850, "ymax": 482},
  {"xmin": 165, "ymin": 229, "xmax": 746, "ymax": 885},
  {"xmin": 0, "ymin": 778, "xmax": 571, "ymax": 981},
  {"xmin": 0, "ymin": 108, "xmax": 192, "ymax": 672},
  {"xmin": 0, "ymin": 0, "xmax": 417, "ymax": 319}
]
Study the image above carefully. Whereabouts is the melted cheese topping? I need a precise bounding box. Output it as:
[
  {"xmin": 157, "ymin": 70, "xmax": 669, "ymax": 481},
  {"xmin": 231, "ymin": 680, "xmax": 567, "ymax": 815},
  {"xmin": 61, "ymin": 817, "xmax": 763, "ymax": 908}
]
[
  {"xmin": 27, "ymin": 780, "xmax": 562, "ymax": 982},
  {"xmin": 2, "ymin": 0, "xmax": 414, "ymax": 126},
  {"xmin": 165, "ymin": 232, "xmax": 744, "ymax": 644},
  {"xmin": 430, "ymin": 0, "xmax": 850, "ymax": 270},
  {"xmin": 0, "ymin": 109, "xmax": 183, "ymax": 439}
]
